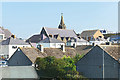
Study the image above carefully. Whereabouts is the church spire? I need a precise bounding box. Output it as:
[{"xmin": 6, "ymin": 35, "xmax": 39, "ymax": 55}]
[{"xmin": 58, "ymin": 13, "xmax": 66, "ymax": 29}]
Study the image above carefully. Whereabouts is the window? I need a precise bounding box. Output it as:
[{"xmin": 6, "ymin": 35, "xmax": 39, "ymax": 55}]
[
  {"xmin": 49, "ymin": 35, "xmax": 52, "ymax": 38},
  {"xmin": 0, "ymin": 35, "xmax": 3, "ymax": 40}
]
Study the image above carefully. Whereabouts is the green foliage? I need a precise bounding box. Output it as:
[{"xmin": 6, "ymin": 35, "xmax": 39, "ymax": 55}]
[
  {"xmin": 35, "ymin": 56, "xmax": 85, "ymax": 78},
  {"xmin": 73, "ymin": 54, "xmax": 84, "ymax": 64}
]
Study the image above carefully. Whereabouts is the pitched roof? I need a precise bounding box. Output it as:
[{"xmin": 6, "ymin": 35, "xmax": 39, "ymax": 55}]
[
  {"xmin": 20, "ymin": 47, "xmax": 47, "ymax": 63},
  {"xmin": 0, "ymin": 27, "xmax": 12, "ymax": 38},
  {"xmin": 68, "ymin": 37, "xmax": 88, "ymax": 42},
  {"xmin": 0, "ymin": 28, "xmax": 4, "ymax": 34},
  {"xmin": 26, "ymin": 34, "xmax": 42, "ymax": 43},
  {"xmin": 2, "ymin": 66, "xmax": 38, "ymax": 79},
  {"xmin": 19, "ymin": 46, "xmax": 93, "ymax": 60},
  {"xmin": 81, "ymin": 30, "xmax": 98, "ymax": 37},
  {"xmin": 44, "ymin": 45, "xmax": 93, "ymax": 58},
  {"xmin": 1, "ymin": 37, "xmax": 29, "ymax": 45},
  {"xmin": 100, "ymin": 45, "xmax": 120, "ymax": 61},
  {"xmin": 39, "ymin": 37, "xmax": 64, "ymax": 43},
  {"xmin": 43, "ymin": 27, "xmax": 77, "ymax": 37}
]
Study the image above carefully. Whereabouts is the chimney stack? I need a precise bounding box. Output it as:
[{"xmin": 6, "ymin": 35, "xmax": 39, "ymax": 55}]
[
  {"xmin": 73, "ymin": 43, "xmax": 76, "ymax": 48},
  {"xmin": 11, "ymin": 35, "xmax": 16, "ymax": 39},
  {"xmin": 37, "ymin": 45, "xmax": 44, "ymax": 53},
  {"xmin": 61, "ymin": 44, "xmax": 65, "ymax": 52}
]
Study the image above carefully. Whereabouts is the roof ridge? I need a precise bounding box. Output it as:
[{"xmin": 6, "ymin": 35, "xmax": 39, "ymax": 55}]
[
  {"xmin": 99, "ymin": 45, "xmax": 118, "ymax": 60},
  {"xmin": 44, "ymin": 27, "xmax": 74, "ymax": 31},
  {"xmin": 83, "ymin": 29, "xmax": 98, "ymax": 32}
]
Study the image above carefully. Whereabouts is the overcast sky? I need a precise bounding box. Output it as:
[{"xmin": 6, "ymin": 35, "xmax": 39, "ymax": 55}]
[{"xmin": 1, "ymin": 2, "xmax": 118, "ymax": 39}]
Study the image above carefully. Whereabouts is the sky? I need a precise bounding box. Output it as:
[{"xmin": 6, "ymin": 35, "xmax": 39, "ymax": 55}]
[{"xmin": 1, "ymin": 2, "xmax": 118, "ymax": 39}]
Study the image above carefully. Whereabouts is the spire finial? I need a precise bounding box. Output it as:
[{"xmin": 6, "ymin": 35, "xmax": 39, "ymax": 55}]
[
  {"xmin": 61, "ymin": 13, "xmax": 63, "ymax": 16},
  {"xmin": 58, "ymin": 13, "xmax": 66, "ymax": 29}
]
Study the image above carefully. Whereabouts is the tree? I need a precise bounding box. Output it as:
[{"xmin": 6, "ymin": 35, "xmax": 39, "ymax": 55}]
[
  {"xmin": 73, "ymin": 54, "xmax": 84, "ymax": 64},
  {"xmin": 35, "ymin": 56, "xmax": 86, "ymax": 79}
]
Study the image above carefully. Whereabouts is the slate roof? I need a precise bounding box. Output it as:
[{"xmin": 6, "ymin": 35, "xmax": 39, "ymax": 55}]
[
  {"xmin": 18, "ymin": 46, "xmax": 93, "ymax": 60},
  {"xmin": 20, "ymin": 47, "xmax": 47, "ymax": 63},
  {"xmin": 39, "ymin": 37, "xmax": 64, "ymax": 43},
  {"xmin": 26, "ymin": 34, "xmax": 42, "ymax": 43},
  {"xmin": 1, "ymin": 37, "xmax": 29, "ymax": 45},
  {"xmin": 100, "ymin": 45, "xmax": 120, "ymax": 61},
  {"xmin": 0, "ymin": 27, "xmax": 12, "ymax": 38},
  {"xmin": 68, "ymin": 37, "xmax": 88, "ymax": 42},
  {"xmin": 2, "ymin": 66, "xmax": 38, "ymax": 79},
  {"xmin": 43, "ymin": 46, "xmax": 92, "ymax": 58},
  {"xmin": 0, "ymin": 28, "xmax": 4, "ymax": 34},
  {"xmin": 81, "ymin": 30, "xmax": 98, "ymax": 37},
  {"xmin": 43, "ymin": 27, "xmax": 77, "ymax": 37}
]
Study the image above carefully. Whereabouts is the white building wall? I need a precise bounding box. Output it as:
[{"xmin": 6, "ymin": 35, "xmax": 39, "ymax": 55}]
[
  {"xmin": 50, "ymin": 43, "xmax": 65, "ymax": 48},
  {"xmin": 66, "ymin": 42, "xmax": 90, "ymax": 46},
  {"xmin": 0, "ymin": 45, "xmax": 9, "ymax": 56},
  {"xmin": 90, "ymin": 41, "xmax": 106, "ymax": 45},
  {"xmin": 9, "ymin": 45, "xmax": 31, "ymax": 58},
  {"xmin": 77, "ymin": 42, "xmax": 90, "ymax": 45}
]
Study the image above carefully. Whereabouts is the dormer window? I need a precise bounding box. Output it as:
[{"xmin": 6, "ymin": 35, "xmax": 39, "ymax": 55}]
[{"xmin": 49, "ymin": 34, "xmax": 52, "ymax": 38}]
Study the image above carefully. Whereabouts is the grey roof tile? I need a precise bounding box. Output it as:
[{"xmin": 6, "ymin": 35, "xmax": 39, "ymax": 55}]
[
  {"xmin": 0, "ymin": 27, "xmax": 12, "ymax": 38},
  {"xmin": 100, "ymin": 45, "xmax": 120, "ymax": 61},
  {"xmin": 81, "ymin": 30, "xmax": 98, "ymax": 37},
  {"xmin": 2, "ymin": 66, "xmax": 38, "ymax": 79},
  {"xmin": 44, "ymin": 27, "xmax": 77, "ymax": 37},
  {"xmin": 1, "ymin": 37, "xmax": 29, "ymax": 45},
  {"xmin": 20, "ymin": 47, "xmax": 47, "ymax": 63},
  {"xmin": 26, "ymin": 34, "xmax": 42, "ymax": 43},
  {"xmin": 39, "ymin": 37, "xmax": 64, "ymax": 43}
]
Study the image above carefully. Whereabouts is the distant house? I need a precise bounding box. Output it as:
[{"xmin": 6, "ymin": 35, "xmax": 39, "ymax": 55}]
[
  {"xmin": 100, "ymin": 29, "xmax": 108, "ymax": 34},
  {"xmin": 76, "ymin": 45, "xmax": 120, "ymax": 78},
  {"xmin": 40, "ymin": 27, "xmax": 77, "ymax": 43},
  {"xmin": 8, "ymin": 47, "xmax": 46, "ymax": 66},
  {"xmin": 40, "ymin": 14, "xmax": 77, "ymax": 43},
  {"xmin": 2, "ymin": 66, "xmax": 39, "ymax": 80},
  {"xmin": 26, "ymin": 34, "xmax": 47, "ymax": 47},
  {"xmin": 0, "ymin": 27, "xmax": 12, "ymax": 40},
  {"xmin": 37, "ymin": 37, "xmax": 65, "ymax": 48},
  {"xmin": 0, "ymin": 28, "xmax": 4, "ymax": 41},
  {"xmin": 66, "ymin": 37, "xmax": 89, "ymax": 47},
  {"xmin": 81, "ymin": 30, "xmax": 106, "ymax": 45},
  {"xmin": 26, "ymin": 14, "xmax": 77, "ymax": 44},
  {"xmin": 109, "ymin": 35, "xmax": 120, "ymax": 44},
  {"xmin": 8, "ymin": 45, "xmax": 92, "ymax": 66},
  {"xmin": 81, "ymin": 30, "xmax": 104, "ymax": 42},
  {"xmin": 8, "ymin": 45, "xmax": 93, "ymax": 66},
  {"xmin": 0, "ymin": 35, "xmax": 31, "ymax": 58}
]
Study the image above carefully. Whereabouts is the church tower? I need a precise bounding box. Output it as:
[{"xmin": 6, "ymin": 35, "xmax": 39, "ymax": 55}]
[{"xmin": 58, "ymin": 13, "xmax": 66, "ymax": 29}]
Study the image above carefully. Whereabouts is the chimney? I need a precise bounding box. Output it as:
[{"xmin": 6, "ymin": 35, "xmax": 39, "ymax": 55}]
[
  {"xmin": 73, "ymin": 43, "xmax": 77, "ymax": 48},
  {"xmin": 61, "ymin": 44, "xmax": 65, "ymax": 52},
  {"xmin": 11, "ymin": 35, "xmax": 16, "ymax": 39},
  {"xmin": 37, "ymin": 45, "xmax": 44, "ymax": 53}
]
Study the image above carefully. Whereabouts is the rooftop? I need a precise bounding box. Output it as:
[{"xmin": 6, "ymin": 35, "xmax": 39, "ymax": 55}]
[
  {"xmin": 20, "ymin": 47, "xmax": 47, "ymax": 63},
  {"xmin": 43, "ymin": 27, "xmax": 77, "ymax": 38},
  {"xmin": 2, "ymin": 66, "xmax": 38, "ymax": 79},
  {"xmin": 0, "ymin": 27, "xmax": 12, "ymax": 38},
  {"xmin": 100, "ymin": 45, "xmax": 120, "ymax": 61},
  {"xmin": 1, "ymin": 37, "xmax": 29, "ymax": 45},
  {"xmin": 26, "ymin": 34, "xmax": 42, "ymax": 43},
  {"xmin": 39, "ymin": 37, "xmax": 64, "ymax": 43},
  {"xmin": 81, "ymin": 30, "xmax": 98, "ymax": 37}
]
